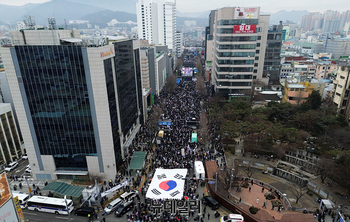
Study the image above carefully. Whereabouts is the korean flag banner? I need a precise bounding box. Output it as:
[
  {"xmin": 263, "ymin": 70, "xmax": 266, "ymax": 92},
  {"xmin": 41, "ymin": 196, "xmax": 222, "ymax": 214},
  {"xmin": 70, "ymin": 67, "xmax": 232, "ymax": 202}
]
[{"xmin": 146, "ymin": 168, "xmax": 188, "ymax": 200}]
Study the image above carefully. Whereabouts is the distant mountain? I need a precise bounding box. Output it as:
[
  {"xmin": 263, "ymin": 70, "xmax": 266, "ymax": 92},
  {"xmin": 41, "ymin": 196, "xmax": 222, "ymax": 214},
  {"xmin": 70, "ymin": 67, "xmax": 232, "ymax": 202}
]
[
  {"xmin": 177, "ymin": 10, "xmax": 210, "ymax": 19},
  {"xmin": 67, "ymin": 0, "xmax": 138, "ymax": 14},
  {"xmin": 269, "ymin": 10, "xmax": 310, "ymax": 24},
  {"xmin": 0, "ymin": 3, "xmax": 39, "ymax": 24},
  {"xmin": 25, "ymin": 0, "xmax": 107, "ymax": 25},
  {"xmin": 81, "ymin": 10, "xmax": 137, "ymax": 27}
]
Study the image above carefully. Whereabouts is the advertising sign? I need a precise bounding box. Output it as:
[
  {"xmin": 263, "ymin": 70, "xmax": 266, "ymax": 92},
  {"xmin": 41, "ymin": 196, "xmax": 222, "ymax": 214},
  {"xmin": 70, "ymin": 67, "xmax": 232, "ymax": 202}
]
[
  {"xmin": 0, "ymin": 200, "xmax": 18, "ymax": 222},
  {"xmin": 233, "ymin": 25, "xmax": 257, "ymax": 34},
  {"xmin": 13, "ymin": 197, "xmax": 25, "ymax": 222},
  {"xmin": 0, "ymin": 172, "xmax": 11, "ymax": 208},
  {"xmin": 234, "ymin": 7, "xmax": 259, "ymax": 19}
]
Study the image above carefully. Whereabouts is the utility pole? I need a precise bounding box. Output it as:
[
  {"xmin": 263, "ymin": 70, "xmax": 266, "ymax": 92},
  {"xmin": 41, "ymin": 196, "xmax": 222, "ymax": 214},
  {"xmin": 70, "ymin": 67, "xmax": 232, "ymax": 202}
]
[{"xmin": 215, "ymin": 172, "xmax": 218, "ymax": 191}]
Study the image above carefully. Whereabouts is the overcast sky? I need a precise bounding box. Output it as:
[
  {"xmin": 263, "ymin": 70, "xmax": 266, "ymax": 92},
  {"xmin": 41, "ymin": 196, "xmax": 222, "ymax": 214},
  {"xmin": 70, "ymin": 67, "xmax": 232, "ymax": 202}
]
[{"xmin": 0, "ymin": 0, "xmax": 349, "ymax": 13}]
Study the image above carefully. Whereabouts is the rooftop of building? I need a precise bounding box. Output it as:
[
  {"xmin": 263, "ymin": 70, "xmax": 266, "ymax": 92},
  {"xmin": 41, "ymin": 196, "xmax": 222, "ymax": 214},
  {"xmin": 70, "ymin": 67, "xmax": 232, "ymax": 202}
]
[
  {"xmin": 288, "ymin": 84, "xmax": 306, "ymax": 88},
  {"xmin": 156, "ymin": 51, "xmax": 165, "ymax": 58}
]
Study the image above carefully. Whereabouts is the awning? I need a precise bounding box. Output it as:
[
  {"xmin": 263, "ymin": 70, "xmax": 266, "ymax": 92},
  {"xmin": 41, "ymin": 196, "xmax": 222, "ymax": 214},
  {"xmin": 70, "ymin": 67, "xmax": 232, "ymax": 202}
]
[
  {"xmin": 123, "ymin": 124, "xmax": 141, "ymax": 149},
  {"xmin": 60, "ymin": 38, "xmax": 82, "ymax": 43},
  {"xmin": 54, "ymin": 171, "xmax": 88, "ymax": 175},
  {"xmin": 128, "ymin": 151, "xmax": 147, "ymax": 170}
]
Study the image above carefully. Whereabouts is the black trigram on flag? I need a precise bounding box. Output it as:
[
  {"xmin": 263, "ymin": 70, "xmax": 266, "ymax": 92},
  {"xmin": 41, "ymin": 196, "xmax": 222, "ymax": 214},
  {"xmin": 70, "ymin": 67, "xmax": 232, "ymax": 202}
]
[
  {"xmin": 151, "ymin": 189, "xmax": 162, "ymax": 195},
  {"xmin": 157, "ymin": 174, "xmax": 167, "ymax": 180},
  {"xmin": 174, "ymin": 174, "xmax": 183, "ymax": 179},
  {"xmin": 170, "ymin": 190, "xmax": 180, "ymax": 197}
]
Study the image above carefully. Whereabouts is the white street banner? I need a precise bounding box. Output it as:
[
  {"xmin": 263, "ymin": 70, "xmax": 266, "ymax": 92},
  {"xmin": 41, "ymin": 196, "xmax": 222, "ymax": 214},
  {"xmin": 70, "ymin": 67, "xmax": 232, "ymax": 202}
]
[
  {"xmin": 101, "ymin": 180, "xmax": 128, "ymax": 198},
  {"xmin": 146, "ymin": 169, "xmax": 187, "ymax": 200}
]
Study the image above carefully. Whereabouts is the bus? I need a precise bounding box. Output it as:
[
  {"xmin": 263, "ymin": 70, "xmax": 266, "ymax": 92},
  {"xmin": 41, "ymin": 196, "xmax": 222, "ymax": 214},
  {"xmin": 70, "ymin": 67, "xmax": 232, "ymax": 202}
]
[
  {"xmin": 27, "ymin": 196, "xmax": 74, "ymax": 215},
  {"xmin": 12, "ymin": 192, "xmax": 30, "ymax": 209}
]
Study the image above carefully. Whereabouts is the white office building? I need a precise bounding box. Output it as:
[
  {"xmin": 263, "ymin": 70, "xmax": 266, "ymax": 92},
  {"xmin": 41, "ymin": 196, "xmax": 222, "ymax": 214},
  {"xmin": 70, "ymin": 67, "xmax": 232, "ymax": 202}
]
[{"xmin": 136, "ymin": 0, "xmax": 176, "ymax": 51}]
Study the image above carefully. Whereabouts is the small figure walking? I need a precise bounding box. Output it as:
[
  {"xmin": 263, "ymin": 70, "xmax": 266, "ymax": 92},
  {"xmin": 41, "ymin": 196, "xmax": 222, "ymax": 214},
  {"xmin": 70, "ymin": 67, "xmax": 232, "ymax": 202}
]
[
  {"xmin": 256, "ymin": 198, "xmax": 259, "ymax": 204},
  {"xmin": 262, "ymin": 187, "xmax": 264, "ymax": 192},
  {"xmin": 208, "ymin": 213, "xmax": 210, "ymax": 220},
  {"xmin": 249, "ymin": 187, "xmax": 251, "ymax": 192},
  {"xmin": 263, "ymin": 201, "xmax": 266, "ymax": 208}
]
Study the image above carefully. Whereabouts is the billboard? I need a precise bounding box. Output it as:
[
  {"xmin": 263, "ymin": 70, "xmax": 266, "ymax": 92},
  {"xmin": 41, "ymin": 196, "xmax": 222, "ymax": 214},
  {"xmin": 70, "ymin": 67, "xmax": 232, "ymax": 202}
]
[
  {"xmin": 233, "ymin": 25, "xmax": 257, "ymax": 34},
  {"xmin": 0, "ymin": 199, "xmax": 18, "ymax": 222},
  {"xmin": 0, "ymin": 172, "xmax": 11, "ymax": 208},
  {"xmin": 13, "ymin": 197, "xmax": 25, "ymax": 222},
  {"xmin": 234, "ymin": 7, "xmax": 259, "ymax": 19}
]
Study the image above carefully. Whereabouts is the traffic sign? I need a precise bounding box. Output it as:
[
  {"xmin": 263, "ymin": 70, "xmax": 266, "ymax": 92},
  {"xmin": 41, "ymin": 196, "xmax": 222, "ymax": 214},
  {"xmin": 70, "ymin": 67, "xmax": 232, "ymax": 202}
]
[{"xmin": 208, "ymin": 181, "xmax": 215, "ymax": 184}]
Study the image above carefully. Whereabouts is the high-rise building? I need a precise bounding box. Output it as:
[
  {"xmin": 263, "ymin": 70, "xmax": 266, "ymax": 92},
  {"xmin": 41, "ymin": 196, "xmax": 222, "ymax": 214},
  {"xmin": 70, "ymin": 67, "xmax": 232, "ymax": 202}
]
[
  {"xmin": 206, "ymin": 7, "xmax": 269, "ymax": 95},
  {"xmin": 333, "ymin": 60, "xmax": 350, "ymax": 116},
  {"xmin": 136, "ymin": 0, "xmax": 176, "ymax": 51},
  {"xmin": 175, "ymin": 31, "xmax": 183, "ymax": 57},
  {"xmin": 0, "ymin": 31, "xmax": 141, "ymax": 181},
  {"xmin": 263, "ymin": 22, "xmax": 283, "ymax": 84},
  {"xmin": 324, "ymin": 38, "xmax": 350, "ymax": 59},
  {"xmin": 0, "ymin": 103, "xmax": 23, "ymax": 167}
]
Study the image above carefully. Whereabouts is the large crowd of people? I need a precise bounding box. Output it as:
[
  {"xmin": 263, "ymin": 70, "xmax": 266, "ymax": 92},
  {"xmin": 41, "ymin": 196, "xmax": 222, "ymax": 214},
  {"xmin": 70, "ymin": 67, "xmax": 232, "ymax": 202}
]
[{"xmin": 117, "ymin": 78, "xmax": 224, "ymax": 222}]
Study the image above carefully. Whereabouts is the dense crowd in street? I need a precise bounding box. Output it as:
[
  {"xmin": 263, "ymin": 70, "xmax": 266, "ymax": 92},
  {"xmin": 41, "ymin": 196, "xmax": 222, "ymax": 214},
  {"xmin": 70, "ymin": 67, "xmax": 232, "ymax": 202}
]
[{"xmin": 113, "ymin": 78, "xmax": 225, "ymax": 222}]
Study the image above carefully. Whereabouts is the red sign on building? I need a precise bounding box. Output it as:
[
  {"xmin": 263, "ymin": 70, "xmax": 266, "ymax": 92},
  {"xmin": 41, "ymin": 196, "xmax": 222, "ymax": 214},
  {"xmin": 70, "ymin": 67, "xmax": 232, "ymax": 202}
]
[{"xmin": 233, "ymin": 25, "xmax": 257, "ymax": 34}]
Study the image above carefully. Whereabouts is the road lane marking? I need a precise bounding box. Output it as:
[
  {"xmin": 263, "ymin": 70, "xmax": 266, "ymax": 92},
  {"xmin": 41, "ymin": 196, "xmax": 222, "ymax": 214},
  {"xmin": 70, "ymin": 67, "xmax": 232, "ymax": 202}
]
[
  {"xmin": 55, "ymin": 216, "xmax": 74, "ymax": 220},
  {"xmin": 23, "ymin": 212, "xmax": 38, "ymax": 215}
]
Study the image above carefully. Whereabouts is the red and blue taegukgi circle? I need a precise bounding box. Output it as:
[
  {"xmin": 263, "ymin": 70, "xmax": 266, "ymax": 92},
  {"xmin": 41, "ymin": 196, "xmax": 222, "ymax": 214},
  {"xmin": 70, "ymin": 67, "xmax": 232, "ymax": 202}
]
[{"xmin": 159, "ymin": 180, "xmax": 177, "ymax": 191}]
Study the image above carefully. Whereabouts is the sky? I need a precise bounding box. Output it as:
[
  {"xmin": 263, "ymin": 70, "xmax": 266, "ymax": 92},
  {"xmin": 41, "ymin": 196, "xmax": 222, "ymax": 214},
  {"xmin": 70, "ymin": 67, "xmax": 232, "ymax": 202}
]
[{"xmin": 0, "ymin": 0, "xmax": 349, "ymax": 13}]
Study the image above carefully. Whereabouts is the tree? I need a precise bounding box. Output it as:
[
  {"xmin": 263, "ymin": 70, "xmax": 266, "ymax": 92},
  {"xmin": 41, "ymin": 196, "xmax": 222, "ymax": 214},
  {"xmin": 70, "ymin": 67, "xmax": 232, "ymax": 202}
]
[
  {"xmin": 196, "ymin": 57, "xmax": 203, "ymax": 75},
  {"xmin": 317, "ymin": 156, "xmax": 335, "ymax": 183},
  {"xmin": 301, "ymin": 90, "xmax": 322, "ymax": 110},
  {"xmin": 148, "ymin": 105, "xmax": 162, "ymax": 135},
  {"xmin": 243, "ymin": 166, "xmax": 254, "ymax": 180},
  {"xmin": 196, "ymin": 75, "xmax": 206, "ymax": 97},
  {"xmin": 199, "ymin": 112, "xmax": 210, "ymax": 148},
  {"xmin": 290, "ymin": 183, "xmax": 308, "ymax": 204},
  {"xmin": 165, "ymin": 74, "xmax": 177, "ymax": 93}
]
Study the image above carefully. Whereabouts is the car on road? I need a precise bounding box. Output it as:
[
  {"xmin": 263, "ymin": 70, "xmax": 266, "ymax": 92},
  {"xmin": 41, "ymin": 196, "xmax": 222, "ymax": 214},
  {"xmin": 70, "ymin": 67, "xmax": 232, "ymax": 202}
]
[
  {"xmin": 25, "ymin": 167, "xmax": 32, "ymax": 174},
  {"xmin": 103, "ymin": 198, "xmax": 123, "ymax": 215},
  {"xmin": 115, "ymin": 201, "xmax": 134, "ymax": 217},
  {"xmin": 5, "ymin": 162, "xmax": 18, "ymax": 172},
  {"xmin": 120, "ymin": 190, "xmax": 138, "ymax": 201},
  {"xmin": 74, "ymin": 206, "xmax": 96, "ymax": 217},
  {"xmin": 202, "ymin": 195, "xmax": 219, "ymax": 210},
  {"xmin": 220, "ymin": 214, "xmax": 244, "ymax": 222}
]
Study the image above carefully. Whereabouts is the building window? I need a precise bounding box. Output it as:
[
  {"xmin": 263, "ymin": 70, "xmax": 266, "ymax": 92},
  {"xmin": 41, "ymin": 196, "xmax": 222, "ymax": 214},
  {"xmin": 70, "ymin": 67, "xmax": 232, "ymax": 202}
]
[
  {"xmin": 256, "ymin": 50, "xmax": 260, "ymax": 54},
  {"xmin": 254, "ymin": 63, "xmax": 258, "ymax": 67},
  {"xmin": 257, "ymin": 36, "xmax": 261, "ymax": 40},
  {"xmin": 255, "ymin": 56, "xmax": 259, "ymax": 60},
  {"xmin": 257, "ymin": 43, "xmax": 260, "ymax": 47},
  {"xmin": 342, "ymin": 100, "xmax": 347, "ymax": 106}
]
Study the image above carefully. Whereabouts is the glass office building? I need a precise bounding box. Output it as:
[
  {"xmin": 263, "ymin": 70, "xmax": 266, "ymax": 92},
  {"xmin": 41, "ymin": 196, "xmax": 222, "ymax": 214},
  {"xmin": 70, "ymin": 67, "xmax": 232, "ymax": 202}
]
[
  {"xmin": 1, "ymin": 37, "xmax": 141, "ymax": 180},
  {"xmin": 15, "ymin": 45, "xmax": 96, "ymax": 171}
]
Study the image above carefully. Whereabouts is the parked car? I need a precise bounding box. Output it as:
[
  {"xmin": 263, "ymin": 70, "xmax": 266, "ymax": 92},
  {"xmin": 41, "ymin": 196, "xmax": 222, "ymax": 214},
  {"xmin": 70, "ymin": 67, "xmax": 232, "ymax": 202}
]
[
  {"xmin": 120, "ymin": 190, "xmax": 138, "ymax": 201},
  {"xmin": 202, "ymin": 196, "xmax": 219, "ymax": 210},
  {"xmin": 74, "ymin": 207, "xmax": 96, "ymax": 217},
  {"xmin": 5, "ymin": 162, "xmax": 18, "ymax": 172},
  {"xmin": 220, "ymin": 214, "xmax": 244, "ymax": 222},
  {"xmin": 103, "ymin": 198, "xmax": 123, "ymax": 215},
  {"xmin": 115, "ymin": 201, "xmax": 134, "ymax": 217},
  {"xmin": 22, "ymin": 154, "xmax": 28, "ymax": 160}
]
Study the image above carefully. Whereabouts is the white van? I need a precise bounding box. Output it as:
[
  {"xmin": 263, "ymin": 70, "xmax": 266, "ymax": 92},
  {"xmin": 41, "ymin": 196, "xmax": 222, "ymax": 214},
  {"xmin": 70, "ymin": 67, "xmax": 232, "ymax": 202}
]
[
  {"xmin": 5, "ymin": 162, "xmax": 18, "ymax": 172},
  {"xmin": 194, "ymin": 161, "xmax": 205, "ymax": 179},
  {"xmin": 104, "ymin": 198, "xmax": 123, "ymax": 214}
]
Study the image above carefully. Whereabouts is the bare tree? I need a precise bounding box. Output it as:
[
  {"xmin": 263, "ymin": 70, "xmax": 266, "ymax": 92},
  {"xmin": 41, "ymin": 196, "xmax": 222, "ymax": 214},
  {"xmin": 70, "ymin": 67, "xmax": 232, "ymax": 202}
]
[
  {"xmin": 218, "ymin": 169, "xmax": 231, "ymax": 190},
  {"xmin": 199, "ymin": 112, "xmax": 210, "ymax": 148},
  {"xmin": 291, "ymin": 183, "xmax": 308, "ymax": 204},
  {"xmin": 243, "ymin": 166, "xmax": 254, "ymax": 180},
  {"xmin": 196, "ymin": 57, "xmax": 203, "ymax": 75},
  {"xmin": 148, "ymin": 106, "xmax": 162, "ymax": 135},
  {"xmin": 317, "ymin": 157, "xmax": 335, "ymax": 183},
  {"xmin": 165, "ymin": 74, "xmax": 177, "ymax": 93},
  {"xmin": 196, "ymin": 75, "xmax": 206, "ymax": 97}
]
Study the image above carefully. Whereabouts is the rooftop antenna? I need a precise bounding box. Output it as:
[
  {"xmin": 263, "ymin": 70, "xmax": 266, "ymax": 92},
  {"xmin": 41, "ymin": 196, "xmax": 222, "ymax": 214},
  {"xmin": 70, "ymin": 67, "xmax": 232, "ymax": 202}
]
[
  {"xmin": 23, "ymin": 16, "xmax": 36, "ymax": 30},
  {"xmin": 64, "ymin": 19, "xmax": 68, "ymax": 30},
  {"xmin": 48, "ymin": 17, "xmax": 57, "ymax": 30}
]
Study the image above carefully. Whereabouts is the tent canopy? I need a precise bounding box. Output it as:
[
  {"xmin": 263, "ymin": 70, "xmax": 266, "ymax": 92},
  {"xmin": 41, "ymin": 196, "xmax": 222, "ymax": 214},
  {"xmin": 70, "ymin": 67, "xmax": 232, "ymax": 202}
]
[{"xmin": 128, "ymin": 151, "xmax": 147, "ymax": 170}]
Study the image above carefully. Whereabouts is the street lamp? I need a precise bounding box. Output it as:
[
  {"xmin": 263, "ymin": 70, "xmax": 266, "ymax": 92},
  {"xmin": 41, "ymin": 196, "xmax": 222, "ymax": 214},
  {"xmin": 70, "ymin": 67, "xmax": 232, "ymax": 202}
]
[{"xmin": 64, "ymin": 195, "xmax": 71, "ymax": 221}]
